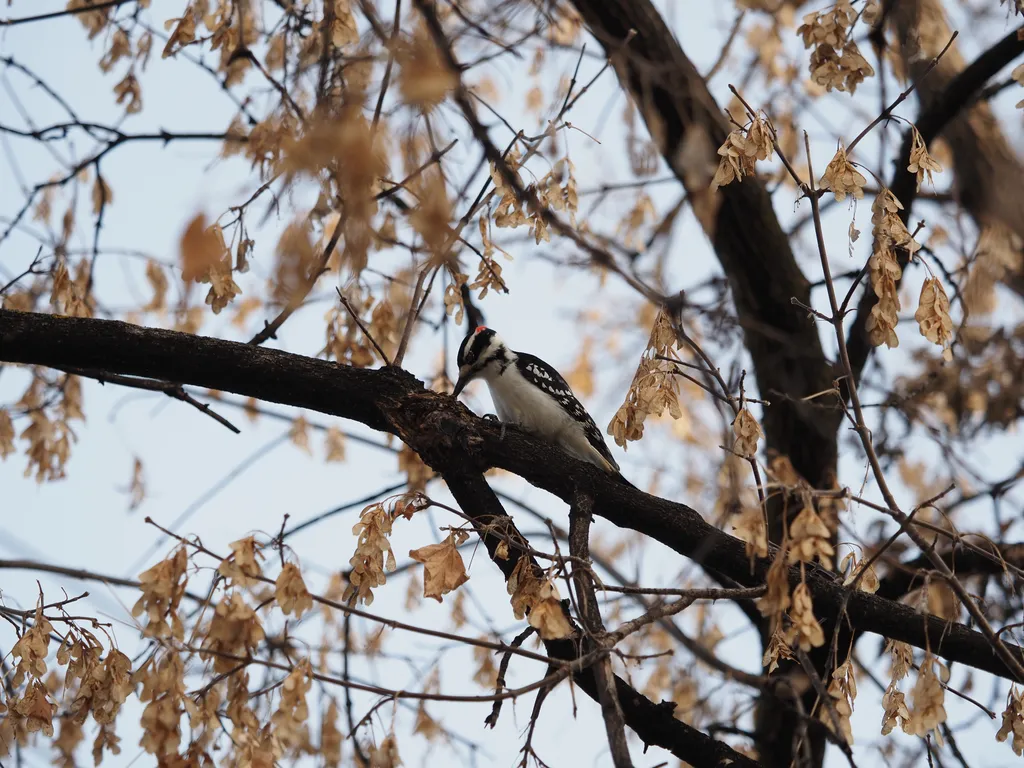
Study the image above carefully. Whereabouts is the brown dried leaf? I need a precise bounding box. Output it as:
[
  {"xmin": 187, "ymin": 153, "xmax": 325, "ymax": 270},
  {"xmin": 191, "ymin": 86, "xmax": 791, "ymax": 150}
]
[
  {"xmin": 162, "ymin": 13, "xmax": 197, "ymax": 58},
  {"xmin": 271, "ymin": 660, "xmax": 312, "ymax": 749},
  {"xmin": 398, "ymin": 444, "xmax": 431, "ymax": 492},
  {"xmin": 11, "ymin": 607, "xmax": 53, "ymax": 686},
  {"xmin": 787, "ymin": 502, "xmax": 835, "ymax": 570},
  {"xmin": 99, "ymin": 29, "xmax": 132, "ymax": 72},
  {"xmin": 397, "ymin": 26, "xmax": 456, "ymax": 110},
  {"xmin": 276, "ymin": 563, "xmax": 313, "ymax": 618},
  {"xmin": 332, "ymin": 0, "xmax": 360, "ymax": 46},
  {"xmin": 321, "ymin": 700, "xmax": 343, "ymax": 767},
  {"xmin": 905, "ymin": 653, "xmax": 948, "ymax": 741},
  {"xmin": 732, "ymin": 506, "xmax": 768, "ymax": 562},
  {"xmin": 132, "ymin": 548, "xmax": 189, "ymax": 638},
  {"xmin": 881, "ymin": 683, "xmax": 910, "ymax": 735},
  {"xmin": 840, "ymin": 551, "xmax": 879, "ymax": 593},
  {"xmin": 762, "ymin": 626, "xmax": 794, "ymax": 675},
  {"xmin": 411, "ymin": 169, "xmax": 454, "ymax": 260},
  {"xmin": 289, "ymin": 415, "xmax": 312, "ymax": 454},
  {"xmin": 785, "ymin": 582, "xmax": 826, "ymax": 651},
  {"xmin": 369, "ymin": 734, "xmax": 401, "ymax": 768},
  {"xmin": 142, "ymin": 260, "xmax": 168, "ymax": 312},
  {"xmin": 91, "ymin": 175, "xmax": 112, "ymax": 215},
  {"xmin": 733, "ymin": 408, "xmax": 763, "ymax": 458},
  {"xmin": 473, "ymin": 643, "xmax": 498, "ymax": 689},
  {"xmin": 14, "ymin": 681, "xmax": 55, "ymax": 737},
  {"xmin": 179, "ymin": 214, "xmax": 223, "ymax": 283},
  {"xmin": 66, "ymin": 0, "xmax": 112, "ymax": 38},
  {"xmin": 0, "ymin": 408, "xmax": 15, "ymax": 460},
  {"xmin": 217, "ymin": 536, "xmax": 265, "ymax": 588},
  {"xmin": 914, "ymin": 277, "xmax": 954, "ymax": 361},
  {"xmin": 344, "ymin": 503, "xmax": 398, "ymax": 606},
  {"xmin": 201, "ymin": 593, "xmax": 266, "ymax": 674},
  {"xmin": 819, "ymin": 659, "xmax": 856, "ymax": 744},
  {"xmin": 527, "ymin": 586, "xmax": 573, "ymax": 640},
  {"xmin": 113, "ymin": 72, "xmax": 142, "ymax": 114},
  {"xmin": 324, "ymin": 426, "xmax": 347, "ymax": 463},
  {"xmin": 507, "ymin": 557, "xmax": 572, "ymax": 640},
  {"xmin": 409, "ymin": 530, "xmax": 470, "ymax": 603},
  {"xmin": 442, "ymin": 268, "xmax": 468, "ymax": 325},
  {"xmin": 759, "ymin": 549, "xmax": 791, "ymax": 620},
  {"xmin": 907, "ymin": 126, "xmax": 943, "ymax": 190},
  {"xmin": 997, "ymin": 687, "xmax": 1024, "ymax": 756},
  {"xmin": 819, "ymin": 144, "xmax": 866, "ymax": 201}
]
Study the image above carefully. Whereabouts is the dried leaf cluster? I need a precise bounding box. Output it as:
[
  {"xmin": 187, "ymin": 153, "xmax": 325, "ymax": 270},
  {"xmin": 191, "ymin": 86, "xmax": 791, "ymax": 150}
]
[
  {"xmin": 608, "ymin": 310, "xmax": 685, "ymax": 447},
  {"xmin": 797, "ymin": 0, "xmax": 874, "ymax": 93}
]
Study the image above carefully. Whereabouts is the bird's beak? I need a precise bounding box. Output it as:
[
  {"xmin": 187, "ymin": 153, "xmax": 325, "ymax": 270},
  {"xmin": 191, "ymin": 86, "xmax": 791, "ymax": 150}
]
[{"xmin": 452, "ymin": 366, "xmax": 471, "ymax": 397}]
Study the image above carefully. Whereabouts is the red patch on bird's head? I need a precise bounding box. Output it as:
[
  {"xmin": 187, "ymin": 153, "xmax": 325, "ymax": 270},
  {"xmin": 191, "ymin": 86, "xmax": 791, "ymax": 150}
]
[{"xmin": 475, "ymin": 325, "xmax": 488, "ymax": 334}]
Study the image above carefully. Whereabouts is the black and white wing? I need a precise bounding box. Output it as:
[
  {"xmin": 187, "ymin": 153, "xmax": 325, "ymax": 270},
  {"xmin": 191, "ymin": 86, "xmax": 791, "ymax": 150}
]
[{"xmin": 514, "ymin": 352, "xmax": 620, "ymax": 472}]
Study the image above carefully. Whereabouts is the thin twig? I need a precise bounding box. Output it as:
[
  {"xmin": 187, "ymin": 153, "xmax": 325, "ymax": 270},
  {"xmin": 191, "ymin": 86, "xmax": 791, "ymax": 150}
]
[
  {"xmin": 569, "ymin": 490, "xmax": 634, "ymax": 768},
  {"xmin": 705, "ymin": 10, "xmax": 747, "ymax": 81},
  {"xmin": 598, "ymin": 583, "xmax": 765, "ymax": 600},
  {"xmin": 392, "ymin": 265, "xmax": 429, "ymax": 368},
  {"xmin": 0, "ymin": 558, "xmax": 206, "ymax": 602},
  {"xmin": 336, "ymin": 288, "xmax": 391, "ymax": 365},
  {"xmin": 1, "ymin": 0, "xmax": 138, "ymax": 27},
  {"xmin": 484, "ymin": 626, "xmax": 536, "ymax": 728},
  {"xmin": 845, "ymin": 32, "xmax": 958, "ymax": 157},
  {"xmin": 59, "ymin": 366, "xmax": 240, "ymax": 433},
  {"xmin": 247, "ymin": 218, "xmax": 341, "ymax": 346}
]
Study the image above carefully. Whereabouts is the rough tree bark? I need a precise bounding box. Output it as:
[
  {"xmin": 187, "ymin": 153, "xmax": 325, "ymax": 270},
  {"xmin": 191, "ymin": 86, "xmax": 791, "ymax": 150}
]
[{"xmin": 885, "ymin": 0, "xmax": 1024, "ymax": 273}]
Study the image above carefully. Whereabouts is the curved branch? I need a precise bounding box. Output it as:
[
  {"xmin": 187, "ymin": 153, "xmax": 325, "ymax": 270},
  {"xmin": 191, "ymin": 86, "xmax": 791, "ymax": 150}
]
[
  {"xmin": 566, "ymin": 0, "xmax": 840, "ymax": 500},
  {"xmin": 2, "ymin": 309, "xmax": 1024, "ymax": 683},
  {"xmin": 877, "ymin": 540, "xmax": 1024, "ymax": 602}
]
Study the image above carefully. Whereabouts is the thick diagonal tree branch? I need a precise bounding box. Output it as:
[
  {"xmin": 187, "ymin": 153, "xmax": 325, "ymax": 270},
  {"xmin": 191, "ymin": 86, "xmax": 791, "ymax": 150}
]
[
  {"xmin": 887, "ymin": 1, "xmax": 1024, "ymax": 246},
  {"xmin": 845, "ymin": 22, "xmax": 1024, "ymax": 383},
  {"xmin": 3, "ymin": 309, "xmax": 1024, "ymax": 684},
  {"xmin": 567, "ymin": 0, "xmax": 840, "ymax": 503},
  {"xmin": 554, "ymin": 5, "xmax": 840, "ymax": 761}
]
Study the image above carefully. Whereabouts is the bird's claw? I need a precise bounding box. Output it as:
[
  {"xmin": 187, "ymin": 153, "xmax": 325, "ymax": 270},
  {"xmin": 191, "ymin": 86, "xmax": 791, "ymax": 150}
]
[{"xmin": 481, "ymin": 413, "xmax": 506, "ymax": 440}]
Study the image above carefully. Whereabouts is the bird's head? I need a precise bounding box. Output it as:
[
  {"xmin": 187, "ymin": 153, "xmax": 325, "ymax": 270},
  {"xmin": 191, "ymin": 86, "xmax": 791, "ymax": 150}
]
[{"xmin": 453, "ymin": 326, "xmax": 508, "ymax": 397}]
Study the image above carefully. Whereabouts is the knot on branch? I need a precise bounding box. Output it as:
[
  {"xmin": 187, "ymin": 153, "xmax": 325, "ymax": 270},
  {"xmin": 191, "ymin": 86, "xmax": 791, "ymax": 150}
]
[{"xmin": 387, "ymin": 383, "xmax": 490, "ymax": 474}]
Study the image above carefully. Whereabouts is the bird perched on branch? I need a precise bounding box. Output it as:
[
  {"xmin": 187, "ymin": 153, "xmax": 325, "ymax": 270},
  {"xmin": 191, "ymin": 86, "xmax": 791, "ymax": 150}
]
[{"xmin": 453, "ymin": 326, "xmax": 629, "ymax": 481}]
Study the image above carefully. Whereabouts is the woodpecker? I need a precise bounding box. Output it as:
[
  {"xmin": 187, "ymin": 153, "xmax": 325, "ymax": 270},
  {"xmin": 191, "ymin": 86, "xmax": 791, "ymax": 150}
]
[{"xmin": 452, "ymin": 326, "xmax": 622, "ymax": 475}]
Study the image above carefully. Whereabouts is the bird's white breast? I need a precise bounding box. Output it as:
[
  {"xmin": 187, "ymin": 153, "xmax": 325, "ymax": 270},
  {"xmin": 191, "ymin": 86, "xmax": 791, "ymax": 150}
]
[
  {"xmin": 481, "ymin": 364, "xmax": 575, "ymax": 440},
  {"xmin": 478, "ymin": 363, "xmax": 612, "ymax": 469}
]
